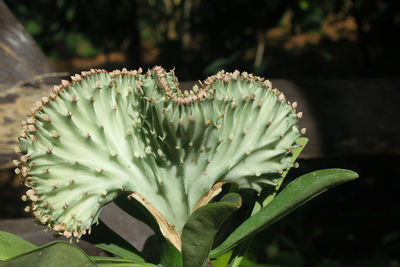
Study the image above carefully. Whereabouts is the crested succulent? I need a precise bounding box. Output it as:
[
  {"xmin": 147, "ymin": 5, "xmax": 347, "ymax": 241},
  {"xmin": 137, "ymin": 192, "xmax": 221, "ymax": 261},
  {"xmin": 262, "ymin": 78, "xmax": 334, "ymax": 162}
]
[
  {"xmin": 16, "ymin": 66, "xmax": 303, "ymax": 248},
  {"xmin": 9, "ymin": 66, "xmax": 358, "ymax": 267}
]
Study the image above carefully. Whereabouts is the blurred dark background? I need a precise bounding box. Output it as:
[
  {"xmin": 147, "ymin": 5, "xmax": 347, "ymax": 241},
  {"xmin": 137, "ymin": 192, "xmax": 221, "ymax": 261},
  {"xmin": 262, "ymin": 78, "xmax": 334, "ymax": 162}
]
[
  {"xmin": 1, "ymin": 0, "xmax": 399, "ymax": 266},
  {"xmin": 4, "ymin": 0, "xmax": 400, "ymax": 79}
]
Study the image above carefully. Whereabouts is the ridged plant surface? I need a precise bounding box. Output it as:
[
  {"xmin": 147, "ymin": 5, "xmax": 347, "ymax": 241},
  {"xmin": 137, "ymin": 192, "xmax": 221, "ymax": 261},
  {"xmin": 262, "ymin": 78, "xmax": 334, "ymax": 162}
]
[{"xmin": 16, "ymin": 66, "xmax": 302, "ymax": 244}]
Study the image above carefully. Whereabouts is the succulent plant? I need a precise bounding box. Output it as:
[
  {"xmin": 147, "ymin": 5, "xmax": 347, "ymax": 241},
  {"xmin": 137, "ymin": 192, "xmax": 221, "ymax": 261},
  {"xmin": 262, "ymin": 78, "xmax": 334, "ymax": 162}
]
[
  {"xmin": 16, "ymin": 66, "xmax": 302, "ymax": 246},
  {"xmin": 9, "ymin": 66, "xmax": 357, "ymax": 267}
]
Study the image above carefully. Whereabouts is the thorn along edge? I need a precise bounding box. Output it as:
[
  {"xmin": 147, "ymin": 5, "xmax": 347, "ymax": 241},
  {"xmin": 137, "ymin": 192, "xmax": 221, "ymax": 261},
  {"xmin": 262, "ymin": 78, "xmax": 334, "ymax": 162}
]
[{"xmin": 16, "ymin": 66, "xmax": 305, "ymax": 244}]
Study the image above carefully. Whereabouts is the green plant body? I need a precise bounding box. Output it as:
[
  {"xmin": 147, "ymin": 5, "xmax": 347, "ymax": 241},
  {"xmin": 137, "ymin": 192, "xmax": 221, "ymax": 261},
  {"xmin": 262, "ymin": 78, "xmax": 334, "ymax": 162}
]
[{"xmin": 2, "ymin": 66, "xmax": 358, "ymax": 267}]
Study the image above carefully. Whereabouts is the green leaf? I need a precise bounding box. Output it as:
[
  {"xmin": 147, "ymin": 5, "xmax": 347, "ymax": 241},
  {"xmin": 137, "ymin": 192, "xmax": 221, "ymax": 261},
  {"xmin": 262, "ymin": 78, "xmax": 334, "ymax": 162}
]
[
  {"xmin": 181, "ymin": 193, "xmax": 242, "ymax": 267},
  {"xmin": 0, "ymin": 231, "xmax": 38, "ymax": 260},
  {"xmin": 290, "ymin": 137, "xmax": 308, "ymax": 163},
  {"xmin": 213, "ymin": 189, "xmax": 257, "ymax": 246},
  {"xmin": 82, "ymin": 220, "xmax": 144, "ymax": 262},
  {"xmin": 210, "ymin": 251, "xmax": 232, "ymax": 267},
  {"xmin": 211, "ymin": 169, "xmax": 358, "ymax": 257},
  {"xmin": 90, "ymin": 256, "xmax": 156, "ymax": 267},
  {"xmin": 158, "ymin": 237, "xmax": 182, "ymax": 267},
  {"xmin": 0, "ymin": 241, "xmax": 95, "ymax": 267},
  {"xmin": 262, "ymin": 137, "xmax": 309, "ymax": 208},
  {"xmin": 238, "ymin": 258, "xmax": 272, "ymax": 267},
  {"xmin": 226, "ymin": 237, "xmax": 253, "ymax": 267},
  {"xmin": 95, "ymin": 264, "xmax": 151, "ymax": 267},
  {"xmin": 95, "ymin": 264, "xmax": 154, "ymax": 267}
]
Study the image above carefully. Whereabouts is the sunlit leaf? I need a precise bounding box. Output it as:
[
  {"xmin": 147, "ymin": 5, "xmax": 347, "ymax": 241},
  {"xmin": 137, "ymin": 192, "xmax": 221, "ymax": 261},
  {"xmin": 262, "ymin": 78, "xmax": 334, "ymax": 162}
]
[
  {"xmin": 0, "ymin": 231, "xmax": 37, "ymax": 260},
  {"xmin": 0, "ymin": 241, "xmax": 95, "ymax": 267},
  {"xmin": 181, "ymin": 193, "xmax": 242, "ymax": 267},
  {"xmin": 211, "ymin": 169, "xmax": 358, "ymax": 256}
]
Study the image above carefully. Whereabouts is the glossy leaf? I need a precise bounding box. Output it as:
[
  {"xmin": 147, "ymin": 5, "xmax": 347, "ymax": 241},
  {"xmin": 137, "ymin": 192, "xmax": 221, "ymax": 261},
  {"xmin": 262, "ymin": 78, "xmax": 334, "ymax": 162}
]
[
  {"xmin": 181, "ymin": 193, "xmax": 242, "ymax": 267},
  {"xmin": 211, "ymin": 169, "xmax": 359, "ymax": 256},
  {"xmin": 0, "ymin": 231, "xmax": 38, "ymax": 260},
  {"xmin": 226, "ymin": 237, "xmax": 253, "ymax": 267},
  {"xmin": 0, "ymin": 241, "xmax": 95, "ymax": 267},
  {"xmin": 90, "ymin": 256, "xmax": 156, "ymax": 266},
  {"xmin": 158, "ymin": 237, "xmax": 182, "ymax": 267},
  {"xmin": 262, "ymin": 137, "xmax": 309, "ymax": 208},
  {"xmin": 210, "ymin": 251, "xmax": 232, "ymax": 267},
  {"xmin": 95, "ymin": 264, "xmax": 154, "ymax": 267}
]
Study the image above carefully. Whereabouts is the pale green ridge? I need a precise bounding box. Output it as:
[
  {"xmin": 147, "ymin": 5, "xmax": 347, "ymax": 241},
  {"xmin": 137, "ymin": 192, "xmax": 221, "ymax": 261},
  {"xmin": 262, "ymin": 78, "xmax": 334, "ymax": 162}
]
[{"xmin": 17, "ymin": 67, "xmax": 301, "ymax": 240}]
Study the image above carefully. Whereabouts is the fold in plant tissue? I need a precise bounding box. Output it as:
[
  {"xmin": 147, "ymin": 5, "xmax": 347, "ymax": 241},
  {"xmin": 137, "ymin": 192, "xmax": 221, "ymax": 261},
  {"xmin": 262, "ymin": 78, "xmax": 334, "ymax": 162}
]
[{"xmin": 16, "ymin": 66, "xmax": 304, "ymax": 250}]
